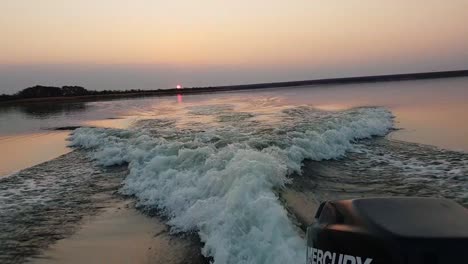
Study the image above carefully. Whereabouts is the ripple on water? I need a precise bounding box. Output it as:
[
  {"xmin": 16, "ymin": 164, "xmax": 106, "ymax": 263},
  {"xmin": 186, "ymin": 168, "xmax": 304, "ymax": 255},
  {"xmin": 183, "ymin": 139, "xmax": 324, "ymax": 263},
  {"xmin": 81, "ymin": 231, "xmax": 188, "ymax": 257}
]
[
  {"xmin": 296, "ymin": 139, "xmax": 468, "ymax": 206},
  {"xmin": 0, "ymin": 151, "xmax": 127, "ymax": 263}
]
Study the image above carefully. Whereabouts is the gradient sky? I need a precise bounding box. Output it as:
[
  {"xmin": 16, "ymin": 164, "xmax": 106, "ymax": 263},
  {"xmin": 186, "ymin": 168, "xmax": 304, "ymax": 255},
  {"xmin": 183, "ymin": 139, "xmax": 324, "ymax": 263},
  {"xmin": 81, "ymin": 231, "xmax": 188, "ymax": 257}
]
[{"xmin": 1, "ymin": 0, "xmax": 468, "ymax": 93}]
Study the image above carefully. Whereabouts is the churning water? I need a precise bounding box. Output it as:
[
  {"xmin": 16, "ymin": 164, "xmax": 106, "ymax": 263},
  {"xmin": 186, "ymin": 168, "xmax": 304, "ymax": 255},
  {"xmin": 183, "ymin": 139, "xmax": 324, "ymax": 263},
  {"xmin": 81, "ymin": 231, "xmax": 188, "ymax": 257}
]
[
  {"xmin": 67, "ymin": 97, "xmax": 466, "ymax": 264},
  {"xmin": 1, "ymin": 78, "xmax": 467, "ymax": 263}
]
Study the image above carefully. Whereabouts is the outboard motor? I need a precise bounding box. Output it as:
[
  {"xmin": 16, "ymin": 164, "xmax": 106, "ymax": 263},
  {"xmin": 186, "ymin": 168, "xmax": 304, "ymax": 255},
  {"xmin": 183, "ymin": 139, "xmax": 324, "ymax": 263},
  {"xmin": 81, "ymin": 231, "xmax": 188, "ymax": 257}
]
[{"xmin": 306, "ymin": 197, "xmax": 468, "ymax": 264}]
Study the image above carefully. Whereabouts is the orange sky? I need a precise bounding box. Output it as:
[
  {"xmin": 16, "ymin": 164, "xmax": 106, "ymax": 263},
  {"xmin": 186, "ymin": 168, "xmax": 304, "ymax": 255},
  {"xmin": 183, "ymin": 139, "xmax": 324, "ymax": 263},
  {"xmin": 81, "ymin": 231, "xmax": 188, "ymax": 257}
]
[
  {"xmin": 2, "ymin": 0, "xmax": 468, "ymax": 65},
  {"xmin": 1, "ymin": 1, "xmax": 468, "ymax": 92}
]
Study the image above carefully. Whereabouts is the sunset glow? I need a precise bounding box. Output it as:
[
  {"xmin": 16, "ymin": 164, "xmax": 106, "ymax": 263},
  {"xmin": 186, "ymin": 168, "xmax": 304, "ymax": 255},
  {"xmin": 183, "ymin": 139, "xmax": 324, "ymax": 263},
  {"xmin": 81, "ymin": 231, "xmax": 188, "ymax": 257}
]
[
  {"xmin": 0, "ymin": 0, "xmax": 467, "ymax": 92},
  {"xmin": 1, "ymin": 2, "xmax": 468, "ymax": 264},
  {"xmin": 1, "ymin": 1, "xmax": 467, "ymax": 66}
]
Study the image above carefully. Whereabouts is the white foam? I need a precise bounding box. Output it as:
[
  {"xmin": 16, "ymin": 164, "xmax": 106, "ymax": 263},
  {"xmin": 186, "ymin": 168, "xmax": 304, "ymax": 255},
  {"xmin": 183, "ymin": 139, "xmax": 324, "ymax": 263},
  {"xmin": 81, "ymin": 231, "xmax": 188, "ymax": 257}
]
[
  {"xmin": 70, "ymin": 105, "xmax": 393, "ymax": 264},
  {"xmin": 364, "ymin": 149, "xmax": 467, "ymax": 179}
]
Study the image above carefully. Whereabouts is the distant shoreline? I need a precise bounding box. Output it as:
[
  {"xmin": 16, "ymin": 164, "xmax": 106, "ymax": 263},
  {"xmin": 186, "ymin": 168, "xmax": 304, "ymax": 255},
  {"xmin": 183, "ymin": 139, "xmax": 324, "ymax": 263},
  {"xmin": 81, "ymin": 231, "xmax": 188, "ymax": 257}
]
[{"xmin": 2, "ymin": 69, "xmax": 467, "ymax": 105}]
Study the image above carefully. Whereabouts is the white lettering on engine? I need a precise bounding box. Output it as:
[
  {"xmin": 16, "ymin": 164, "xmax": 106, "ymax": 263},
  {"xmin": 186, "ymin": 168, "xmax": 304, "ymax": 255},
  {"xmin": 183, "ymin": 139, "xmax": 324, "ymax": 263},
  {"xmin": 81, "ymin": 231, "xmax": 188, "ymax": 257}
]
[{"xmin": 307, "ymin": 247, "xmax": 373, "ymax": 264}]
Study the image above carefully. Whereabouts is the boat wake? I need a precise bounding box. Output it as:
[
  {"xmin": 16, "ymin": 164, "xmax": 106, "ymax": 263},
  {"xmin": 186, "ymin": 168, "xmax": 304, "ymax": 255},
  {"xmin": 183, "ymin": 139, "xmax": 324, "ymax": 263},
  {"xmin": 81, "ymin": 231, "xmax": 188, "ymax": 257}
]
[
  {"xmin": 70, "ymin": 102, "xmax": 394, "ymax": 264},
  {"xmin": 2, "ymin": 96, "xmax": 466, "ymax": 264}
]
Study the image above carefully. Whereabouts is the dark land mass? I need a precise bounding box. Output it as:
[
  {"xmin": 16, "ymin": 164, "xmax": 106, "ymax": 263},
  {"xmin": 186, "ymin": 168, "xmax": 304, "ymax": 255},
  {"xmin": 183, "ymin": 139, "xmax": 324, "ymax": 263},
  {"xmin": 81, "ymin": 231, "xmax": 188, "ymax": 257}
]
[{"xmin": 1, "ymin": 69, "xmax": 468, "ymax": 105}]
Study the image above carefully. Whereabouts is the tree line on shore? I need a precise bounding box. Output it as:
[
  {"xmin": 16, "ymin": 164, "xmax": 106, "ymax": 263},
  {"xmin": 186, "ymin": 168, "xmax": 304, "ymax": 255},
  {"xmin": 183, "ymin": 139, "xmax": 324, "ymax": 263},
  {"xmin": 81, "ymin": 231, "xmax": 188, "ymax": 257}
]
[
  {"xmin": 0, "ymin": 84, "xmax": 253, "ymax": 103},
  {"xmin": 0, "ymin": 85, "xmax": 148, "ymax": 102},
  {"xmin": 2, "ymin": 69, "xmax": 467, "ymax": 103}
]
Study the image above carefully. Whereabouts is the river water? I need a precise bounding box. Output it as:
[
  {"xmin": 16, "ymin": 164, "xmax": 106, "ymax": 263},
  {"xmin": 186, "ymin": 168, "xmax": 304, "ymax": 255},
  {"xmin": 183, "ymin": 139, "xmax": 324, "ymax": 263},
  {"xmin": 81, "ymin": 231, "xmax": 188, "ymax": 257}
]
[{"xmin": 0, "ymin": 77, "xmax": 467, "ymax": 263}]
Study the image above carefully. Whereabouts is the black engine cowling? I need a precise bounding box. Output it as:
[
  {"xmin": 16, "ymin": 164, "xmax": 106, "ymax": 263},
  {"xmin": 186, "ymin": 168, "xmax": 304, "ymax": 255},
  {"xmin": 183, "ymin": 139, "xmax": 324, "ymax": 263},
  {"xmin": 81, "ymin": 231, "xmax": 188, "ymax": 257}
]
[{"xmin": 306, "ymin": 197, "xmax": 468, "ymax": 264}]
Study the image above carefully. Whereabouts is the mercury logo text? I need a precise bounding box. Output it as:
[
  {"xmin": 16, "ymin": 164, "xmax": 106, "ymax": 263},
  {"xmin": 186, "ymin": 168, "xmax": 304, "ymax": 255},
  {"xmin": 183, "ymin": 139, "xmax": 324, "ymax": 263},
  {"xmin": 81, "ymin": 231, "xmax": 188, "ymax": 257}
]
[{"xmin": 308, "ymin": 247, "xmax": 373, "ymax": 264}]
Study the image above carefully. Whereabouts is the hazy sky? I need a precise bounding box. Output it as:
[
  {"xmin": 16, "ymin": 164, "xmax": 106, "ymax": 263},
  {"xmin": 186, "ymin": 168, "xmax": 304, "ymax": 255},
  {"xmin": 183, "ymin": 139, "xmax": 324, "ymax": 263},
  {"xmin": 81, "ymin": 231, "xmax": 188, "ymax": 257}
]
[{"xmin": 1, "ymin": 0, "xmax": 468, "ymax": 93}]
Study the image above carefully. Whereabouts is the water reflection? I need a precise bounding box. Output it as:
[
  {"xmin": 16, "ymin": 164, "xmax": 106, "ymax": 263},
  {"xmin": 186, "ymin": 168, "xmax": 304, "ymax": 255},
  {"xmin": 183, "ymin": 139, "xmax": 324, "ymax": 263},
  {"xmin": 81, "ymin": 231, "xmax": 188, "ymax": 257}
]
[
  {"xmin": 0, "ymin": 101, "xmax": 88, "ymax": 119},
  {"xmin": 0, "ymin": 101, "xmax": 93, "ymax": 136},
  {"xmin": 0, "ymin": 132, "xmax": 70, "ymax": 176},
  {"xmin": 0, "ymin": 77, "xmax": 467, "ymax": 151}
]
